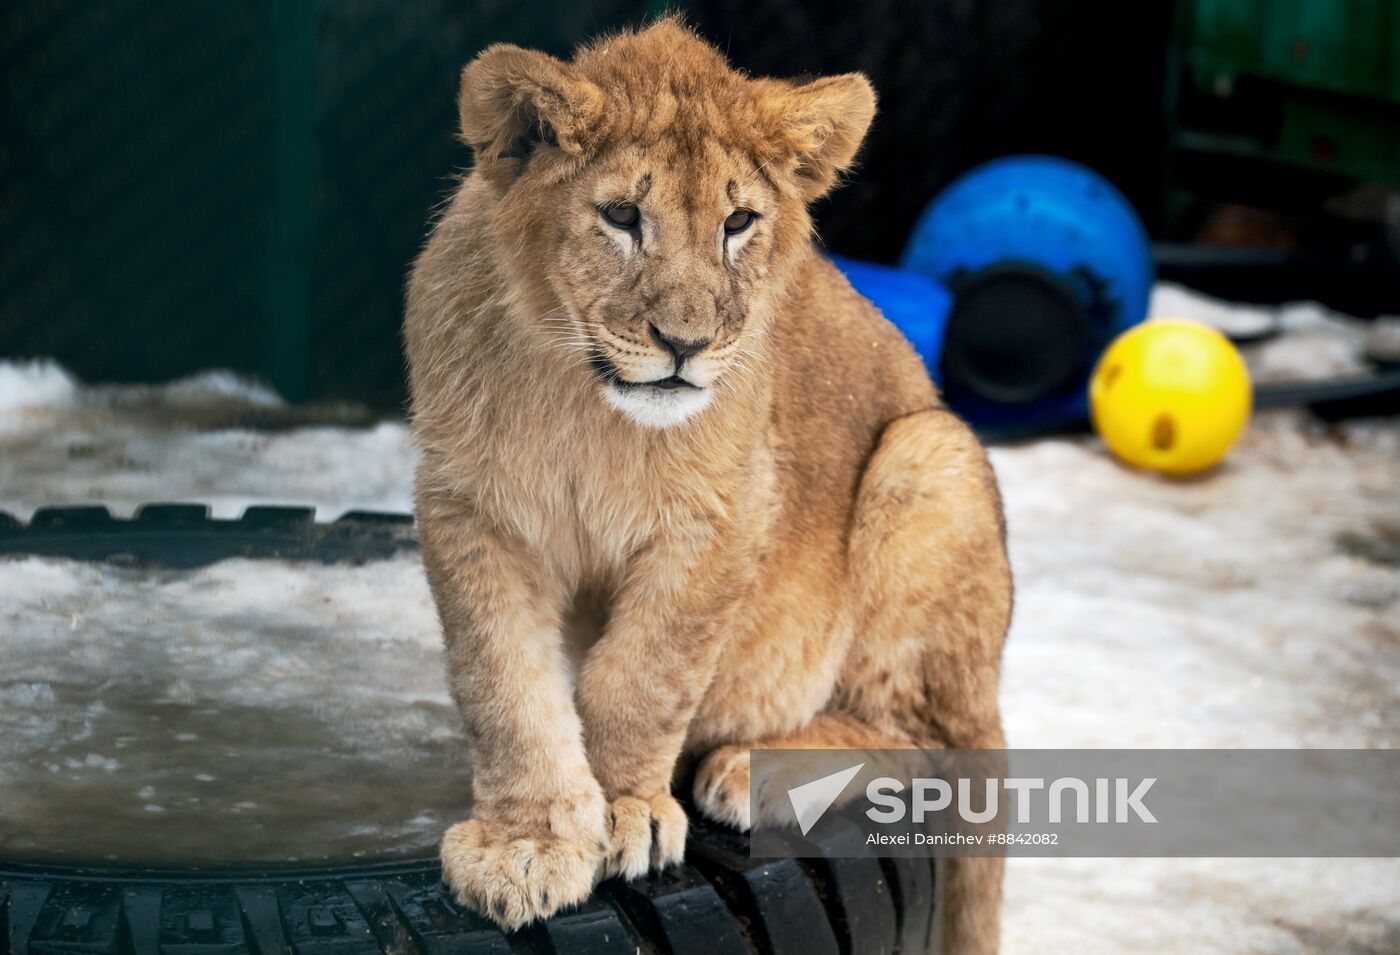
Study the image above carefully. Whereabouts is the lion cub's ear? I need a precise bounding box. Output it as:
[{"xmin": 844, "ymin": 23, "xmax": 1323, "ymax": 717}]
[
  {"xmin": 458, "ymin": 44, "xmax": 605, "ymax": 185},
  {"xmin": 758, "ymin": 74, "xmax": 877, "ymax": 201}
]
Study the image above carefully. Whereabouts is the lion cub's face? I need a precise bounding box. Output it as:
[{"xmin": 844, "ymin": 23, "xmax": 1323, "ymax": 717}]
[
  {"xmin": 545, "ymin": 141, "xmax": 778, "ymax": 428},
  {"xmin": 458, "ymin": 21, "xmax": 875, "ymax": 428}
]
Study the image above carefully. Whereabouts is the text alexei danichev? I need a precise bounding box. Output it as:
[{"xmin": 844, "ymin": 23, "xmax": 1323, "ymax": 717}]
[{"xmin": 866, "ymin": 832, "xmax": 986, "ymax": 846}]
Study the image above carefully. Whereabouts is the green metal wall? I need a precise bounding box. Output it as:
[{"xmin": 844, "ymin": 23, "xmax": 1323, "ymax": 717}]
[
  {"xmin": 1177, "ymin": 0, "xmax": 1400, "ymax": 184},
  {"xmin": 1186, "ymin": 0, "xmax": 1400, "ymax": 102},
  {"xmin": 0, "ymin": 0, "xmax": 650, "ymax": 408}
]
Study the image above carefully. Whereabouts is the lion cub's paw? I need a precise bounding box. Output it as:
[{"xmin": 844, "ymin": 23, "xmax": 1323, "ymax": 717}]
[
  {"xmin": 602, "ymin": 793, "xmax": 687, "ymax": 880},
  {"xmin": 693, "ymin": 745, "xmax": 753, "ymax": 831},
  {"xmin": 698, "ymin": 746, "xmax": 871, "ymax": 833},
  {"xmin": 440, "ymin": 818, "xmax": 603, "ymax": 931}
]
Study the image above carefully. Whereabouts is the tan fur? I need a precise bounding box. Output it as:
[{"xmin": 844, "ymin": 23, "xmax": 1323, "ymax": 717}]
[{"xmin": 405, "ymin": 19, "xmax": 1011, "ymax": 952}]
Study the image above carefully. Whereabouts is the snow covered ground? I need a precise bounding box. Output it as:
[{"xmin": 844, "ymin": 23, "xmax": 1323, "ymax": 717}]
[
  {"xmin": 1, "ymin": 284, "xmax": 1396, "ymax": 949},
  {"xmin": 0, "ymin": 555, "xmax": 463, "ymax": 865}
]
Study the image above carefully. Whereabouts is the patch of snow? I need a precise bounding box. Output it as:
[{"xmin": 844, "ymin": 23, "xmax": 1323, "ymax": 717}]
[
  {"xmin": 0, "ymin": 365, "xmax": 415, "ymax": 519},
  {"xmin": 158, "ymin": 370, "xmax": 284, "ymax": 409},
  {"xmin": 0, "ymin": 554, "xmax": 462, "ymax": 865},
  {"xmin": 994, "ymin": 412, "xmax": 1399, "ymax": 750},
  {"xmin": 0, "ymin": 360, "xmax": 78, "ymax": 417},
  {"xmin": 1150, "ymin": 281, "xmax": 1384, "ymax": 381}
]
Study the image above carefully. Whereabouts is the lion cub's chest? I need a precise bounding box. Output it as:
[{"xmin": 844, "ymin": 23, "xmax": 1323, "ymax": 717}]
[{"xmin": 476, "ymin": 427, "xmax": 663, "ymax": 578}]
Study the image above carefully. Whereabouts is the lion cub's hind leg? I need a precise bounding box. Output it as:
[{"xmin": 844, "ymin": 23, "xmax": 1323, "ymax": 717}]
[{"xmin": 841, "ymin": 407, "xmax": 1009, "ymax": 751}]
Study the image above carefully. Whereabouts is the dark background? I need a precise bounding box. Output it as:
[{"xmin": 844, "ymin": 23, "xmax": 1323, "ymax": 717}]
[{"xmin": 2, "ymin": 1, "xmax": 1392, "ymax": 410}]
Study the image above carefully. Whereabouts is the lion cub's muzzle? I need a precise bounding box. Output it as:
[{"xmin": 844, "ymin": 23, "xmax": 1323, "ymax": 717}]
[
  {"xmin": 594, "ymin": 323, "xmax": 712, "ymax": 390},
  {"xmin": 590, "ymin": 323, "xmax": 720, "ymax": 429}
]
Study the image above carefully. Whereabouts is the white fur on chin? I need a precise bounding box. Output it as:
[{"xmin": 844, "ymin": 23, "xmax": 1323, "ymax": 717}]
[{"xmin": 603, "ymin": 383, "xmax": 712, "ymax": 428}]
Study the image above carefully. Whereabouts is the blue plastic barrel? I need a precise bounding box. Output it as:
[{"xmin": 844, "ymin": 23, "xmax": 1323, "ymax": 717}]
[{"xmin": 900, "ymin": 155, "xmax": 1153, "ymax": 429}]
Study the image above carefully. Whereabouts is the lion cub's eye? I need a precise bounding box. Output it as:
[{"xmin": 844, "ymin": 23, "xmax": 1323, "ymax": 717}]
[
  {"xmin": 602, "ymin": 203, "xmax": 641, "ymax": 230},
  {"xmin": 724, "ymin": 209, "xmax": 756, "ymax": 235}
]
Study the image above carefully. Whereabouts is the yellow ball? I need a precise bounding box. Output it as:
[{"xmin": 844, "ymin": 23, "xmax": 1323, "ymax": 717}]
[{"xmin": 1089, "ymin": 319, "xmax": 1252, "ymax": 476}]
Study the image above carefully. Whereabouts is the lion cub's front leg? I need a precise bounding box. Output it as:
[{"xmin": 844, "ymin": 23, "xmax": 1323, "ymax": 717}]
[
  {"xmin": 418, "ymin": 491, "xmax": 608, "ymax": 930},
  {"xmin": 577, "ymin": 522, "xmax": 742, "ymax": 880}
]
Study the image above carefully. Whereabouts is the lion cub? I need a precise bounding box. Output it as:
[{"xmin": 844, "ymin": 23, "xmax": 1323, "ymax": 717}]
[{"xmin": 405, "ymin": 19, "xmax": 1010, "ymax": 954}]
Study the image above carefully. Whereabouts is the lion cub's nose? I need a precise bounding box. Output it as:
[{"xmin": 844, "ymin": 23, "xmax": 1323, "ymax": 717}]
[{"xmin": 648, "ymin": 324, "xmax": 711, "ymax": 366}]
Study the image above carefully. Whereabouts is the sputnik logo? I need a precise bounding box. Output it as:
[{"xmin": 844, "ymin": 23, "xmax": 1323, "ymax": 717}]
[{"xmin": 786, "ymin": 762, "xmax": 865, "ymax": 835}]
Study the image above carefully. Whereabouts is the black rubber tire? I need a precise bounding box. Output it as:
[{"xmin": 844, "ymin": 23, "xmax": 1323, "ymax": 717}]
[
  {"xmin": 0, "ymin": 504, "xmax": 417, "ymax": 568},
  {"xmin": 0, "ymin": 505, "xmax": 936, "ymax": 954},
  {"xmin": 0, "ymin": 837, "xmax": 936, "ymax": 955}
]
